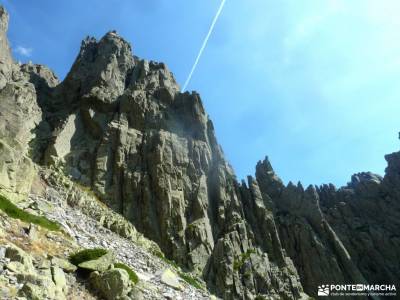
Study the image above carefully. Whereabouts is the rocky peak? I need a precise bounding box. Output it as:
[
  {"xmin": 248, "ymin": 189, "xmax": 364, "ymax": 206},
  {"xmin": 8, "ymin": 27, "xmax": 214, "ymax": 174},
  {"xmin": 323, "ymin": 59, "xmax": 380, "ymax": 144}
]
[
  {"xmin": 255, "ymin": 156, "xmax": 284, "ymax": 199},
  {"xmin": 349, "ymin": 172, "xmax": 382, "ymax": 187},
  {"xmin": 63, "ymin": 32, "xmax": 135, "ymax": 106},
  {"xmin": 346, "ymin": 171, "xmax": 383, "ymax": 196},
  {"xmin": 384, "ymin": 151, "xmax": 400, "ymax": 186}
]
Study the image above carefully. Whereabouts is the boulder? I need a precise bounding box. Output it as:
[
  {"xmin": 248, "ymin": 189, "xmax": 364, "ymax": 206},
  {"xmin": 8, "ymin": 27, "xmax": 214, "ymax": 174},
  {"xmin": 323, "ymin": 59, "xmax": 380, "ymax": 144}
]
[
  {"xmin": 50, "ymin": 256, "xmax": 77, "ymax": 273},
  {"xmin": 19, "ymin": 283, "xmax": 45, "ymax": 300},
  {"xmin": 160, "ymin": 268, "xmax": 182, "ymax": 290},
  {"xmin": 78, "ymin": 250, "xmax": 114, "ymax": 272},
  {"xmin": 5, "ymin": 245, "xmax": 31, "ymax": 263},
  {"xmin": 5, "ymin": 245, "xmax": 35, "ymax": 274},
  {"xmin": 17, "ymin": 273, "xmax": 59, "ymax": 300},
  {"xmin": 6, "ymin": 261, "xmax": 36, "ymax": 276},
  {"xmin": 51, "ymin": 265, "xmax": 68, "ymax": 296},
  {"xmin": 90, "ymin": 268, "xmax": 132, "ymax": 300}
]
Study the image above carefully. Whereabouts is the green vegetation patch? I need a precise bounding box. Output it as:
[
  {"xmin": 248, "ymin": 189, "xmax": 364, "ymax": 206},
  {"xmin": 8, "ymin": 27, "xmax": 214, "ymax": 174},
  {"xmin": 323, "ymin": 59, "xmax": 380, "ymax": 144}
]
[
  {"xmin": 178, "ymin": 271, "xmax": 204, "ymax": 290},
  {"xmin": 69, "ymin": 248, "xmax": 109, "ymax": 266},
  {"xmin": 0, "ymin": 194, "xmax": 61, "ymax": 231},
  {"xmin": 153, "ymin": 249, "xmax": 180, "ymax": 269},
  {"xmin": 151, "ymin": 248, "xmax": 204, "ymax": 290},
  {"xmin": 114, "ymin": 262, "xmax": 139, "ymax": 284},
  {"xmin": 233, "ymin": 248, "xmax": 256, "ymax": 271}
]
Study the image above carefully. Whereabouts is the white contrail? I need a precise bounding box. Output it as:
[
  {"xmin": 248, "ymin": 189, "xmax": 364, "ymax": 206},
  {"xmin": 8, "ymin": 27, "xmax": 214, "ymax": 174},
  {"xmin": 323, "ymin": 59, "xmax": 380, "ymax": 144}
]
[{"xmin": 181, "ymin": 0, "xmax": 227, "ymax": 92}]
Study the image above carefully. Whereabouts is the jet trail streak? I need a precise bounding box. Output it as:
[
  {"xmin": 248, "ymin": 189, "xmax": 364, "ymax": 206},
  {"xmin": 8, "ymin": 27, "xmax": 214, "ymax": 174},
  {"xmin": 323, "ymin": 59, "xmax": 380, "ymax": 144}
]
[{"xmin": 181, "ymin": 0, "xmax": 227, "ymax": 92}]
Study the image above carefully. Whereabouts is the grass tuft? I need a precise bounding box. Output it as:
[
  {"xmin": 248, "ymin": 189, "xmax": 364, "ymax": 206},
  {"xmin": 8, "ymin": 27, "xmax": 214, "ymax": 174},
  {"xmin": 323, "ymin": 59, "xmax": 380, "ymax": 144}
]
[
  {"xmin": 178, "ymin": 271, "xmax": 204, "ymax": 290},
  {"xmin": 69, "ymin": 248, "xmax": 108, "ymax": 266},
  {"xmin": 153, "ymin": 249, "xmax": 180, "ymax": 269},
  {"xmin": 152, "ymin": 248, "xmax": 204, "ymax": 290},
  {"xmin": 114, "ymin": 262, "xmax": 139, "ymax": 284},
  {"xmin": 233, "ymin": 248, "xmax": 256, "ymax": 271},
  {"xmin": 0, "ymin": 194, "xmax": 61, "ymax": 231}
]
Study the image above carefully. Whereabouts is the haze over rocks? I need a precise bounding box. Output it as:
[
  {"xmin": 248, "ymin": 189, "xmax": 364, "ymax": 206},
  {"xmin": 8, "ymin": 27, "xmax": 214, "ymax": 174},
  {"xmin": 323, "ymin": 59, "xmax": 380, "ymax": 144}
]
[{"xmin": 0, "ymin": 6, "xmax": 398, "ymax": 299}]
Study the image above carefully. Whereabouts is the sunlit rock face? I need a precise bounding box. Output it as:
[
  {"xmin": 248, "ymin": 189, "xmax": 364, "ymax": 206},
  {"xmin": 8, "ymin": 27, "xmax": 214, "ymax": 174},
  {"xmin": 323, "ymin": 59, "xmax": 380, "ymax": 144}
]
[
  {"xmin": 1, "ymin": 5, "xmax": 399, "ymax": 299},
  {"xmin": 34, "ymin": 31, "xmax": 304, "ymax": 299},
  {"xmin": 0, "ymin": 6, "xmax": 58, "ymax": 202}
]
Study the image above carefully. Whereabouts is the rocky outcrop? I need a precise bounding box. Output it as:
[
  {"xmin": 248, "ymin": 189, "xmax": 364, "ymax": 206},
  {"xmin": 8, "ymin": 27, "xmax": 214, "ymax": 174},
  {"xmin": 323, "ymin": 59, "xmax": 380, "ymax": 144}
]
[
  {"xmin": 0, "ymin": 5, "xmax": 64, "ymax": 204},
  {"xmin": 0, "ymin": 6, "xmax": 12, "ymax": 88},
  {"xmin": 253, "ymin": 156, "xmax": 400, "ymax": 297},
  {"xmin": 90, "ymin": 268, "xmax": 134, "ymax": 300},
  {"xmin": 0, "ymin": 5, "xmax": 399, "ymax": 299},
  {"xmin": 34, "ymin": 28, "xmax": 306, "ymax": 299},
  {"xmin": 0, "ymin": 7, "xmax": 59, "ymax": 202},
  {"xmin": 1, "ymin": 243, "xmax": 69, "ymax": 300},
  {"xmin": 319, "ymin": 156, "xmax": 400, "ymax": 288}
]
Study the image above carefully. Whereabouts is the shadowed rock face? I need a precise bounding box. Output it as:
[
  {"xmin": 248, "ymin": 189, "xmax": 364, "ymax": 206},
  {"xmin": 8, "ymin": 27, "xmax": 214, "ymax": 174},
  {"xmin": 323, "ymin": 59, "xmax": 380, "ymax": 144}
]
[
  {"xmin": 0, "ymin": 6, "xmax": 399, "ymax": 299},
  {"xmin": 254, "ymin": 156, "xmax": 400, "ymax": 298}
]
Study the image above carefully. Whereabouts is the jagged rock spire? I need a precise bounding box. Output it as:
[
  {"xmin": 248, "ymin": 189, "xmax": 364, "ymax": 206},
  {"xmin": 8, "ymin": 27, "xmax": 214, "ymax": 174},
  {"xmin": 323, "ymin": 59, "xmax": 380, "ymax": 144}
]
[{"xmin": 255, "ymin": 156, "xmax": 284, "ymax": 199}]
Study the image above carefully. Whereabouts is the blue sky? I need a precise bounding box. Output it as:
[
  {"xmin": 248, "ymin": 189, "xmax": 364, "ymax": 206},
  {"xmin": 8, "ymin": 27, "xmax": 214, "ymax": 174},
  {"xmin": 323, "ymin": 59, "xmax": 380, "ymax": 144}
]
[{"xmin": 3, "ymin": 0, "xmax": 400, "ymax": 187}]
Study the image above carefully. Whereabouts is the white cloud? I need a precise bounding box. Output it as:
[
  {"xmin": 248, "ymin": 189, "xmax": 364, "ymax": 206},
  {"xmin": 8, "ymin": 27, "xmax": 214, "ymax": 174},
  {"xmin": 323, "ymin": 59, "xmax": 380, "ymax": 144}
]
[{"xmin": 15, "ymin": 46, "xmax": 33, "ymax": 57}]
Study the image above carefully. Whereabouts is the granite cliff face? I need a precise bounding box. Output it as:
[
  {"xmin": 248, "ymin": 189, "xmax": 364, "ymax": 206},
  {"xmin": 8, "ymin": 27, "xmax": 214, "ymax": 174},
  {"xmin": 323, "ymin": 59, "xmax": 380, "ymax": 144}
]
[
  {"xmin": 35, "ymin": 31, "xmax": 305, "ymax": 299},
  {"xmin": 254, "ymin": 159, "xmax": 400, "ymax": 298},
  {"xmin": 0, "ymin": 6, "xmax": 56, "ymax": 203},
  {"xmin": 0, "ymin": 6, "xmax": 399, "ymax": 299}
]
